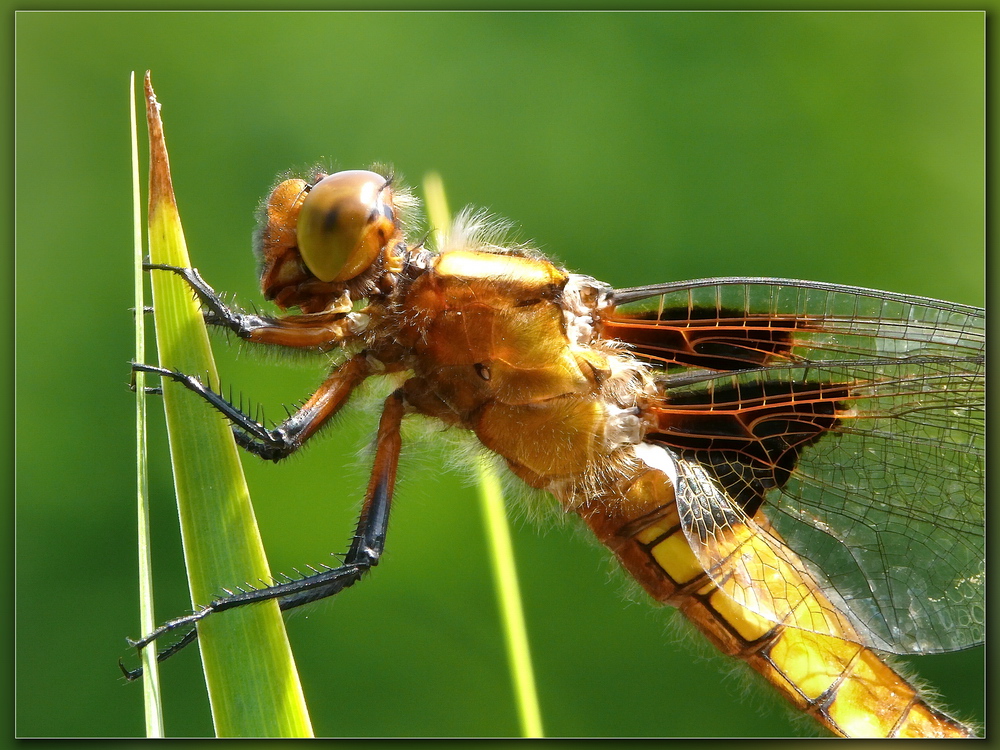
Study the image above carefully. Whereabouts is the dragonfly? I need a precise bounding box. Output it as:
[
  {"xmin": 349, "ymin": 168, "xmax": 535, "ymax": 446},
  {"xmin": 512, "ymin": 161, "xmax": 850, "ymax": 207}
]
[{"xmin": 129, "ymin": 168, "xmax": 984, "ymax": 737}]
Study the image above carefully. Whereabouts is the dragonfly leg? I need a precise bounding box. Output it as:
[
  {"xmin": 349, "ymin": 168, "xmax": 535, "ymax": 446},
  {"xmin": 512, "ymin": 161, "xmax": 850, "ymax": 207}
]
[
  {"xmin": 145, "ymin": 262, "xmax": 357, "ymax": 350},
  {"xmin": 123, "ymin": 389, "xmax": 406, "ymax": 681},
  {"xmin": 276, "ymin": 387, "xmax": 404, "ymax": 611},
  {"xmin": 145, "ymin": 262, "xmax": 269, "ymax": 338},
  {"xmin": 131, "ymin": 353, "xmax": 370, "ymax": 461}
]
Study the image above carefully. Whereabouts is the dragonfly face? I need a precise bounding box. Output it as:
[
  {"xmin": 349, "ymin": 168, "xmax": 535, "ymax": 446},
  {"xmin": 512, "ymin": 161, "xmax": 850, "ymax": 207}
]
[{"xmin": 134, "ymin": 167, "xmax": 984, "ymax": 738}]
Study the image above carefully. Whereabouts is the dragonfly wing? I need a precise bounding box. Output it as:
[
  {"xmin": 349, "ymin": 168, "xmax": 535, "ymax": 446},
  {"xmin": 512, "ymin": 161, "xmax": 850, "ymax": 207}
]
[
  {"xmin": 666, "ymin": 447, "xmax": 886, "ymax": 648},
  {"xmin": 607, "ymin": 278, "xmax": 984, "ymax": 654}
]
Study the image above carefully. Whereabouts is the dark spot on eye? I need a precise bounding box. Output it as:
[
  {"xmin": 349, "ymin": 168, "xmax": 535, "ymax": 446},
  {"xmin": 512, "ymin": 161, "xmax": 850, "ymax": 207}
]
[
  {"xmin": 369, "ymin": 202, "xmax": 394, "ymax": 225},
  {"xmin": 321, "ymin": 207, "xmax": 340, "ymax": 233},
  {"xmin": 475, "ymin": 363, "xmax": 491, "ymax": 381}
]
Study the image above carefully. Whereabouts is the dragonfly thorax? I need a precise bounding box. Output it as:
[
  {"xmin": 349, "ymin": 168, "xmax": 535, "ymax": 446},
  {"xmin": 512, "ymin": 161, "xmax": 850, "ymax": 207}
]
[{"xmin": 375, "ymin": 245, "xmax": 656, "ymax": 501}]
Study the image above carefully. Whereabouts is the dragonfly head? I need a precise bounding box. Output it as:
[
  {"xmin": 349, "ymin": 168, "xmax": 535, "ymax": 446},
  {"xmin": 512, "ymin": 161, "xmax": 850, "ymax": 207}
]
[
  {"xmin": 254, "ymin": 169, "xmax": 407, "ymax": 312},
  {"xmin": 297, "ymin": 170, "xmax": 398, "ymax": 283}
]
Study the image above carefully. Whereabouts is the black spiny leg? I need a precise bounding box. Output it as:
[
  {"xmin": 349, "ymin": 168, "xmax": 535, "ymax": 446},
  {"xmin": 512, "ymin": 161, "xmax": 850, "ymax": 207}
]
[
  {"xmin": 122, "ymin": 390, "xmax": 406, "ymax": 681},
  {"xmin": 144, "ymin": 263, "xmax": 355, "ymax": 351},
  {"xmin": 144, "ymin": 262, "xmax": 270, "ymax": 339},
  {"xmin": 131, "ymin": 353, "xmax": 370, "ymax": 461}
]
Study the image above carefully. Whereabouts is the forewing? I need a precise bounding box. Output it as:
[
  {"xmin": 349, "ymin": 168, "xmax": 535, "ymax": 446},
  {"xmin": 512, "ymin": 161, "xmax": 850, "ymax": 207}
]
[{"xmin": 607, "ymin": 278, "xmax": 984, "ymax": 654}]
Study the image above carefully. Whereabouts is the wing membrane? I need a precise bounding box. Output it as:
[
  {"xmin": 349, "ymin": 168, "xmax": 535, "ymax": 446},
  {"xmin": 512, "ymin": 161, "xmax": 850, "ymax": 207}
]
[{"xmin": 607, "ymin": 279, "xmax": 984, "ymax": 654}]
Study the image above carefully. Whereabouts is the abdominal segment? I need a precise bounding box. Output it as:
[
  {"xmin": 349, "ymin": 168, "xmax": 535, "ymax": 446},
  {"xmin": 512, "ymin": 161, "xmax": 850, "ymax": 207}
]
[{"xmin": 573, "ymin": 451, "xmax": 972, "ymax": 738}]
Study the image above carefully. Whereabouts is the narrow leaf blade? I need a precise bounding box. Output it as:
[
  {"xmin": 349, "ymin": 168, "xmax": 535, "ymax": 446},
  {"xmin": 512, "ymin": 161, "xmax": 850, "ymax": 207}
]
[{"xmin": 142, "ymin": 72, "xmax": 312, "ymax": 738}]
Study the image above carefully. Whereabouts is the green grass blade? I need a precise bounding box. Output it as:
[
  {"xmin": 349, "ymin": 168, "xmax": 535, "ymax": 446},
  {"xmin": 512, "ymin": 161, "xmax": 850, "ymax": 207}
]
[
  {"xmin": 474, "ymin": 457, "xmax": 545, "ymax": 738},
  {"xmin": 141, "ymin": 72, "xmax": 312, "ymax": 738},
  {"xmin": 422, "ymin": 172, "xmax": 545, "ymax": 738},
  {"xmin": 131, "ymin": 70, "xmax": 164, "ymax": 738}
]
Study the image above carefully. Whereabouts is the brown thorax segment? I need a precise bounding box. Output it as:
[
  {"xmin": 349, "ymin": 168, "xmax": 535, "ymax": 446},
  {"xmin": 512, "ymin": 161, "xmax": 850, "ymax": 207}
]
[{"xmin": 387, "ymin": 247, "xmax": 656, "ymax": 500}]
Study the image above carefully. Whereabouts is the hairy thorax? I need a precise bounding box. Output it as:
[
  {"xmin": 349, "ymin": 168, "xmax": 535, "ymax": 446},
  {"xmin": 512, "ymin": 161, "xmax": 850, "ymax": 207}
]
[{"xmin": 370, "ymin": 248, "xmax": 656, "ymax": 504}]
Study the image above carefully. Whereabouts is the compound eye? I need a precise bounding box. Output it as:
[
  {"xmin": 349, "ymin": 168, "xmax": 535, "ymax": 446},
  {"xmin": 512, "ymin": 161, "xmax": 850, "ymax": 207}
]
[{"xmin": 296, "ymin": 170, "xmax": 396, "ymax": 282}]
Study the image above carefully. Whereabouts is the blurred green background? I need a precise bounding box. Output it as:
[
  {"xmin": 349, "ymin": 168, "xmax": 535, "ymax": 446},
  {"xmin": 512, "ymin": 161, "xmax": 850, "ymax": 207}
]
[{"xmin": 15, "ymin": 11, "xmax": 983, "ymax": 738}]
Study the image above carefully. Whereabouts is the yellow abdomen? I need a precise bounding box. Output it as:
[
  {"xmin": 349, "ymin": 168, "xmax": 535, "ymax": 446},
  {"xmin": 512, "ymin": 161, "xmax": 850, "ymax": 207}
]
[{"xmin": 578, "ymin": 458, "xmax": 973, "ymax": 738}]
